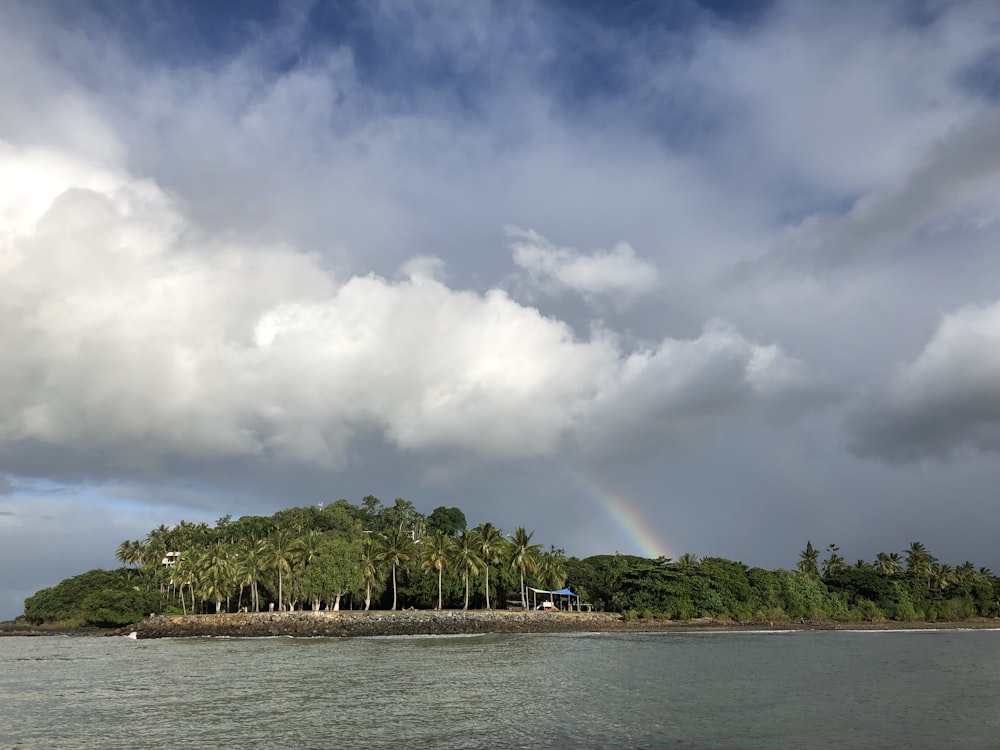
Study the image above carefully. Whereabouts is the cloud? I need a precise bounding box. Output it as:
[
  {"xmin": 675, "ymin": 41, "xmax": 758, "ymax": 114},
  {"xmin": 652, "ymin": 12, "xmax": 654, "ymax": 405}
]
[
  {"xmin": 577, "ymin": 319, "xmax": 829, "ymax": 456},
  {"xmin": 849, "ymin": 299, "xmax": 1000, "ymax": 461},
  {"xmin": 3, "ymin": 0, "xmax": 1000, "ymax": 621},
  {"xmin": 508, "ymin": 226, "xmax": 659, "ymax": 299},
  {"xmin": 737, "ymin": 110, "xmax": 1000, "ymax": 277},
  {"xmin": 0, "ymin": 140, "xmax": 817, "ymax": 481}
]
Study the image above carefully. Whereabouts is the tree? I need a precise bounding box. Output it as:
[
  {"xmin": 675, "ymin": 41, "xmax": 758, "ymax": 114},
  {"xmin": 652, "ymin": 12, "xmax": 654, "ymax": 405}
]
[
  {"xmin": 874, "ymin": 551, "xmax": 902, "ymax": 576},
  {"xmin": 266, "ymin": 531, "xmax": 293, "ymax": 611},
  {"xmin": 171, "ymin": 545, "xmax": 200, "ymax": 614},
  {"xmin": 508, "ymin": 527, "xmax": 542, "ymax": 609},
  {"xmin": 191, "ymin": 542, "xmax": 230, "ymax": 614},
  {"xmin": 241, "ymin": 537, "xmax": 269, "ymax": 612},
  {"xmin": 905, "ymin": 542, "xmax": 936, "ymax": 588},
  {"xmin": 537, "ymin": 547, "xmax": 568, "ymax": 593},
  {"xmin": 377, "ymin": 527, "xmax": 413, "ymax": 610},
  {"xmin": 116, "ymin": 539, "xmax": 144, "ymax": 570},
  {"xmin": 287, "ymin": 530, "xmax": 324, "ymax": 610},
  {"xmin": 427, "ymin": 507, "xmax": 467, "ymax": 537},
  {"xmin": 420, "ymin": 530, "xmax": 452, "ymax": 610},
  {"xmin": 302, "ymin": 534, "xmax": 363, "ymax": 610},
  {"xmin": 24, "ymin": 568, "xmax": 154, "ymax": 625},
  {"xmin": 475, "ymin": 522, "xmax": 504, "ymax": 609},
  {"xmin": 453, "ymin": 531, "xmax": 484, "ymax": 610},
  {"xmin": 797, "ymin": 541, "xmax": 820, "ymax": 578},
  {"xmin": 675, "ymin": 552, "xmax": 699, "ymax": 569},
  {"xmin": 822, "ymin": 544, "xmax": 846, "ymax": 578},
  {"xmin": 931, "ymin": 563, "xmax": 954, "ymax": 594},
  {"xmin": 359, "ymin": 535, "xmax": 382, "ymax": 611}
]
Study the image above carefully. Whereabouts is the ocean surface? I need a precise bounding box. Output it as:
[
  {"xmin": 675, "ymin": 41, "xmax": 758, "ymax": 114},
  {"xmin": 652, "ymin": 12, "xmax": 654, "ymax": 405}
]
[{"xmin": 2, "ymin": 629, "xmax": 999, "ymax": 749}]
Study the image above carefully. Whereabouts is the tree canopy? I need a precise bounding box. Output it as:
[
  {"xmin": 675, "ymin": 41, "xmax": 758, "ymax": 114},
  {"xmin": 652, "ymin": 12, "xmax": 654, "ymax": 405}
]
[{"xmin": 20, "ymin": 498, "xmax": 1000, "ymax": 629}]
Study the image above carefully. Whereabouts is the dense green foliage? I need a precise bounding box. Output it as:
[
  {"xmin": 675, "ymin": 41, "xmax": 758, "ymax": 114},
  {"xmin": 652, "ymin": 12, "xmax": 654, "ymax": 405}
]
[
  {"xmin": 20, "ymin": 500, "xmax": 1000, "ymax": 630},
  {"xmin": 24, "ymin": 569, "xmax": 159, "ymax": 626},
  {"xmin": 565, "ymin": 543, "xmax": 1000, "ymax": 623}
]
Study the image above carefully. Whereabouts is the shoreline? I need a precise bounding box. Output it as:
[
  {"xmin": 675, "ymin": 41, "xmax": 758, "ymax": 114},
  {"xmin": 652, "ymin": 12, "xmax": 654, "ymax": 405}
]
[{"xmin": 6, "ymin": 610, "xmax": 999, "ymax": 639}]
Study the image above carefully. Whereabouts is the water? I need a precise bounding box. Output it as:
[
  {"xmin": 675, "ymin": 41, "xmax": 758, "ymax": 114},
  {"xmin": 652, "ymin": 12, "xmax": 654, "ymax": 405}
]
[{"xmin": 2, "ymin": 629, "xmax": 1000, "ymax": 749}]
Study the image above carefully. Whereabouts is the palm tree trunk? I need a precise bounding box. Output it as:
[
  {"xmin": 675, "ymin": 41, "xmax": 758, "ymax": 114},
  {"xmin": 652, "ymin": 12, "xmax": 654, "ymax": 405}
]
[
  {"xmin": 391, "ymin": 564, "xmax": 398, "ymax": 610},
  {"xmin": 520, "ymin": 569, "xmax": 526, "ymax": 608},
  {"xmin": 464, "ymin": 573, "xmax": 470, "ymax": 610},
  {"xmin": 365, "ymin": 581, "xmax": 372, "ymax": 611},
  {"xmin": 485, "ymin": 566, "xmax": 491, "ymax": 610}
]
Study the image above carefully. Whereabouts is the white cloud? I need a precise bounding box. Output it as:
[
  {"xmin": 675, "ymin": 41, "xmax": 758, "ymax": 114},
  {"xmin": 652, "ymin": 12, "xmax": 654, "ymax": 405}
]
[
  {"xmin": 507, "ymin": 226, "xmax": 660, "ymax": 300},
  {"xmin": 0, "ymin": 142, "xmax": 815, "ymax": 477},
  {"xmin": 576, "ymin": 320, "xmax": 824, "ymax": 455},
  {"xmin": 850, "ymin": 299, "xmax": 1000, "ymax": 461}
]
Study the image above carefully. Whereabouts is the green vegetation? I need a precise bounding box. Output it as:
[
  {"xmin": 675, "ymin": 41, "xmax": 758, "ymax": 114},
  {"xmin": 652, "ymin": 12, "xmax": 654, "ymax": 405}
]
[{"xmin": 20, "ymin": 500, "xmax": 1000, "ymax": 630}]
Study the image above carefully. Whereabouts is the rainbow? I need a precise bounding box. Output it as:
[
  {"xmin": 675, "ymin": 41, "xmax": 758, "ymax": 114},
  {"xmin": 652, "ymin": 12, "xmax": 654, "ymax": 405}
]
[{"xmin": 569, "ymin": 472, "xmax": 675, "ymax": 560}]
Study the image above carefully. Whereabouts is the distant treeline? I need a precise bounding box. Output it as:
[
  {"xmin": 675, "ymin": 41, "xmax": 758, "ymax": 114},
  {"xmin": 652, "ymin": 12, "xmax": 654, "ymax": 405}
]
[{"xmin": 21, "ymin": 500, "xmax": 1000, "ymax": 626}]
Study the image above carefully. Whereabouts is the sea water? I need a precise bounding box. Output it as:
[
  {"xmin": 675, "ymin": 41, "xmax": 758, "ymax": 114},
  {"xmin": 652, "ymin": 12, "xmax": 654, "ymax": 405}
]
[{"xmin": 2, "ymin": 629, "xmax": 999, "ymax": 749}]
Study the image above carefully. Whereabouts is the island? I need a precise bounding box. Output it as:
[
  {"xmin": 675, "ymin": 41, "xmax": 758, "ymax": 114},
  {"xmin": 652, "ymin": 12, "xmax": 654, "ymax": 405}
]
[{"xmin": 14, "ymin": 498, "xmax": 1000, "ymax": 635}]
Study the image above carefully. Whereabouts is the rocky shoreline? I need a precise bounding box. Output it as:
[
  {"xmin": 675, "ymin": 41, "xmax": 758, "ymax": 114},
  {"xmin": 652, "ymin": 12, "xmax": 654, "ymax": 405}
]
[
  {"xmin": 128, "ymin": 611, "xmax": 1000, "ymax": 639},
  {"xmin": 131, "ymin": 610, "xmax": 633, "ymax": 639},
  {"xmin": 4, "ymin": 612, "xmax": 999, "ymax": 638}
]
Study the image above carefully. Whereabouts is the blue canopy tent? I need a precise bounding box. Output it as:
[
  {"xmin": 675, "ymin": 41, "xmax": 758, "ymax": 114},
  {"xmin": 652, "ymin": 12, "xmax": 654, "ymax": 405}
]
[{"xmin": 526, "ymin": 586, "xmax": 580, "ymax": 611}]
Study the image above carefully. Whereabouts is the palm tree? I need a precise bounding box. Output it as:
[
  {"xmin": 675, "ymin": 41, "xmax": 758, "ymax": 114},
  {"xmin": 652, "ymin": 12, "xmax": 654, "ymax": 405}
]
[
  {"xmin": 874, "ymin": 551, "xmax": 902, "ymax": 576},
  {"xmin": 377, "ymin": 527, "xmax": 413, "ymax": 610},
  {"xmin": 141, "ymin": 536, "xmax": 169, "ymax": 609},
  {"xmin": 453, "ymin": 531, "xmax": 484, "ymax": 610},
  {"xmin": 170, "ymin": 550, "xmax": 190, "ymax": 615},
  {"xmin": 905, "ymin": 542, "xmax": 936, "ymax": 588},
  {"xmin": 116, "ymin": 539, "xmax": 144, "ymax": 570},
  {"xmin": 420, "ymin": 530, "xmax": 451, "ymax": 610},
  {"xmin": 797, "ymin": 541, "xmax": 820, "ymax": 578},
  {"xmin": 822, "ymin": 544, "xmax": 845, "ymax": 578},
  {"xmin": 230, "ymin": 546, "xmax": 254, "ymax": 613},
  {"xmin": 537, "ymin": 547, "xmax": 568, "ymax": 592},
  {"xmin": 266, "ymin": 531, "xmax": 293, "ymax": 611},
  {"xmin": 931, "ymin": 563, "xmax": 954, "ymax": 593},
  {"xmin": 288, "ymin": 530, "xmax": 324, "ymax": 611},
  {"xmin": 200, "ymin": 540, "xmax": 233, "ymax": 614},
  {"xmin": 242, "ymin": 537, "xmax": 269, "ymax": 612},
  {"xmin": 360, "ymin": 535, "xmax": 382, "ymax": 611},
  {"xmin": 508, "ymin": 527, "xmax": 542, "ymax": 609},
  {"xmin": 475, "ymin": 523, "xmax": 504, "ymax": 610},
  {"xmin": 676, "ymin": 552, "xmax": 699, "ymax": 569}
]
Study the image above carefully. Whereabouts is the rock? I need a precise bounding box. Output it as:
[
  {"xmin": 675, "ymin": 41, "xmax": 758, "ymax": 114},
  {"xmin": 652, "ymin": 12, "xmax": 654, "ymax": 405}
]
[{"xmin": 128, "ymin": 610, "xmax": 633, "ymax": 639}]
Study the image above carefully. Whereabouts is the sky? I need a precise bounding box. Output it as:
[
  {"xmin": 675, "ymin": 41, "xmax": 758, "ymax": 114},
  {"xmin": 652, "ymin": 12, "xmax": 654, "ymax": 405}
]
[{"xmin": 2, "ymin": 0, "xmax": 1000, "ymax": 620}]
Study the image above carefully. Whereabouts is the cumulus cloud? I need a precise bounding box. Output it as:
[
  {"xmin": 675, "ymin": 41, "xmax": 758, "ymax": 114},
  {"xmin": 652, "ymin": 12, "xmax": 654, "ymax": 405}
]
[
  {"xmin": 850, "ymin": 299, "xmax": 1000, "ymax": 461},
  {"xmin": 0, "ymin": 141, "xmax": 816, "ymax": 480},
  {"xmin": 576, "ymin": 320, "xmax": 827, "ymax": 456},
  {"xmin": 507, "ymin": 226, "xmax": 660, "ymax": 300}
]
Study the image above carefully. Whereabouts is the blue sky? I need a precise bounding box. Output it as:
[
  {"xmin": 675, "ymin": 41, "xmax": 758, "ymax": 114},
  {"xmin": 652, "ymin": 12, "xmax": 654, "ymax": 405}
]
[{"xmin": 2, "ymin": 0, "xmax": 1000, "ymax": 620}]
